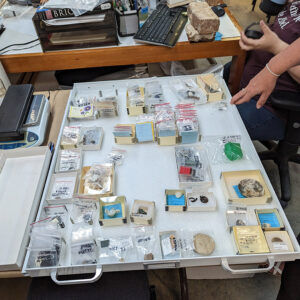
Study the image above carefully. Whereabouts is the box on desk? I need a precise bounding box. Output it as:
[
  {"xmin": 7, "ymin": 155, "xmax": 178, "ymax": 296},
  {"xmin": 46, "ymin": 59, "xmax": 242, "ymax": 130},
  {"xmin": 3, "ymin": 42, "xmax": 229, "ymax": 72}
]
[{"xmin": 32, "ymin": 1, "xmax": 119, "ymax": 52}]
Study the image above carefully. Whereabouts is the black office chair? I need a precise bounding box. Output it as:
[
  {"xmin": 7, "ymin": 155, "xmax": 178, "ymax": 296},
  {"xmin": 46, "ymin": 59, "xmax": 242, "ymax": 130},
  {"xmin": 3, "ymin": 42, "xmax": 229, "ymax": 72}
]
[
  {"xmin": 258, "ymin": 0, "xmax": 286, "ymax": 23},
  {"xmin": 259, "ymin": 90, "xmax": 300, "ymax": 208}
]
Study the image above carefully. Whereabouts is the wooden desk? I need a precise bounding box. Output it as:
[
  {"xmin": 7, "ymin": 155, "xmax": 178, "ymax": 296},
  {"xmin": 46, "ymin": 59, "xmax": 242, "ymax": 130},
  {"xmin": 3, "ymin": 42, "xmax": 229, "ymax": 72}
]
[{"xmin": 0, "ymin": 8, "xmax": 246, "ymax": 94}]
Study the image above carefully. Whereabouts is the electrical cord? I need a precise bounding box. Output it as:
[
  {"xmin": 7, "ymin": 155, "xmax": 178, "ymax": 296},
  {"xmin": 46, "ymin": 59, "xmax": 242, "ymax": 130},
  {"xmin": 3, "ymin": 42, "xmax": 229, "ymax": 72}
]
[
  {"xmin": 0, "ymin": 43, "xmax": 40, "ymax": 55},
  {"xmin": 0, "ymin": 38, "xmax": 39, "ymax": 53}
]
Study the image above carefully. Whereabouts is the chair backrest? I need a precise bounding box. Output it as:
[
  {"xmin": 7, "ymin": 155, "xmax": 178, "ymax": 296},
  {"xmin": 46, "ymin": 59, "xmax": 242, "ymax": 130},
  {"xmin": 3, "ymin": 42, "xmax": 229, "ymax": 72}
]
[
  {"xmin": 269, "ymin": 90, "xmax": 300, "ymax": 144},
  {"xmin": 259, "ymin": 0, "xmax": 286, "ymax": 16}
]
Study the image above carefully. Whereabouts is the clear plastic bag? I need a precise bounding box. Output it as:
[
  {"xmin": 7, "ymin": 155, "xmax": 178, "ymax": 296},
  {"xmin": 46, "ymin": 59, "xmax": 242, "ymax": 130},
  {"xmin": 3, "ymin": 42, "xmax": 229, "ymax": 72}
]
[
  {"xmin": 44, "ymin": 205, "xmax": 68, "ymax": 229},
  {"xmin": 202, "ymin": 135, "xmax": 249, "ymax": 164},
  {"xmin": 175, "ymin": 146, "xmax": 212, "ymax": 186},
  {"xmin": 98, "ymin": 235, "xmax": 136, "ymax": 263},
  {"xmin": 106, "ymin": 148, "xmax": 127, "ymax": 166},
  {"xmin": 178, "ymin": 230, "xmax": 195, "ymax": 258},
  {"xmin": 70, "ymin": 199, "xmax": 97, "ymax": 225},
  {"xmin": 170, "ymin": 79, "xmax": 206, "ymax": 105},
  {"xmin": 226, "ymin": 205, "xmax": 249, "ymax": 229},
  {"xmin": 144, "ymin": 81, "xmax": 165, "ymax": 113},
  {"xmin": 68, "ymin": 96, "xmax": 96, "ymax": 120},
  {"xmin": 155, "ymin": 104, "xmax": 176, "ymax": 137},
  {"xmin": 28, "ymin": 218, "xmax": 64, "ymax": 267},
  {"xmin": 49, "ymin": 177, "xmax": 76, "ymax": 200},
  {"xmin": 159, "ymin": 231, "xmax": 180, "ymax": 259},
  {"xmin": 113, "ymin": 124, "xmax": 134, "ymax": 137},
  {"xmin": 71, "ymin": 96, "xmax": 94, "ymax": 107},
  {"xmin": 96, "ymin": 87, "xmax": 118, "ymax": 117},
  {"xmin": 56, "ymin": 149, "xmax": 82, "ymax": 173},
  {"xmin": 175, "ymin": 103, "xmax": 199, "ymax": 144},
  {"xmin": 78, "ymin": 127, "xmax": 103, "ymax": 150},
  {"xmin": 71, "ymin": 224, "xmax": 96, "ymax": 265},
  {"xmin": 134, "ymin": 226, "xmax": 156, "ymax": 261},
  {"xmin": 83, "ymin": 164, "xmax": 113, "ymax": 195},
  {"xmin": 60, "ymin": 126, "xmax": 80, "ymax": 148},
  {"xmin": 127, "ymin": 84, "xmax": 144, "ymax": 107}
]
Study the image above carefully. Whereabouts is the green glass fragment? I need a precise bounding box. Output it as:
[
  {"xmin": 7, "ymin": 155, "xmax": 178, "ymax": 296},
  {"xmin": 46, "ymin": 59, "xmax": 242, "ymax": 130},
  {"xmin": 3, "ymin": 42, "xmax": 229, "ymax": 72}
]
[{"xmin": 224, "ymin": 142, "xmax": 243, "ymax": 161}]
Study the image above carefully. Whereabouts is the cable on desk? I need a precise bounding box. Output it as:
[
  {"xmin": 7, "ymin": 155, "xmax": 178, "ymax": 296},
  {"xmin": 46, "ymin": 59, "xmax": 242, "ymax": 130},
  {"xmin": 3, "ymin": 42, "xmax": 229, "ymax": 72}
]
[
  {"xmin": 0, "ymin": 43, "xmax": 40, "ymax": 55},
  {"xmin": 0, "ymin": 38, "xmax": 39, "ymax": 53}
]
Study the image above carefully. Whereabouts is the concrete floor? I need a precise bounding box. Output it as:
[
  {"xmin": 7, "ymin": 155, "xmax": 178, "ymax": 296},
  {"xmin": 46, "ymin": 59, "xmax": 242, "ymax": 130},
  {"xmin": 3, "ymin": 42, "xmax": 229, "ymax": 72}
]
[{"xmin": 2, "ymin": 0, "xmax": 300, "ymax": 299}]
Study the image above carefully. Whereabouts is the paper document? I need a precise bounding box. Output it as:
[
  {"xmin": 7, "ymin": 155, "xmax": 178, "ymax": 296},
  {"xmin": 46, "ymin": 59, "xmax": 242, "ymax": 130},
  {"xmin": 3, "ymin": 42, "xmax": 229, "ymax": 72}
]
[{"xmin": 43, "ymin": 14, "xmax": 105, "ymax": 26}]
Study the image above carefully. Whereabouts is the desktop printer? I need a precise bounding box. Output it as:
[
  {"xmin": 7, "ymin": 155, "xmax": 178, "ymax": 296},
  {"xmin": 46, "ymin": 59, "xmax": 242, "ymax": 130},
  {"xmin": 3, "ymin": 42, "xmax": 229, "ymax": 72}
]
[
  {"xmin": 32, "ymin": 0, "xmax": 119, "ymax": 52},
  {"xmin": 0, "ymin": 84, "xmax": 50, "ymax": 149}
]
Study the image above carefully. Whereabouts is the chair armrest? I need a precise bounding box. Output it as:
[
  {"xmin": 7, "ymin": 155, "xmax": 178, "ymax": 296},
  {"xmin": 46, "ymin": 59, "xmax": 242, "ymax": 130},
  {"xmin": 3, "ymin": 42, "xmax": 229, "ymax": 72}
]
[{"xmin": 269, "ymin": 90, "xmax": 300, "ymax": 111}]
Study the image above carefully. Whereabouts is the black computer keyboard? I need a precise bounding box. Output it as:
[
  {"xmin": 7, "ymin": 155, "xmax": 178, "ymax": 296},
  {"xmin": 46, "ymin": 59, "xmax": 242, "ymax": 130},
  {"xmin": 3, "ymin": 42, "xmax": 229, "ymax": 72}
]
[{"xmin": 134, "ymin": 4, "xmax": 188, "ymax": 48}]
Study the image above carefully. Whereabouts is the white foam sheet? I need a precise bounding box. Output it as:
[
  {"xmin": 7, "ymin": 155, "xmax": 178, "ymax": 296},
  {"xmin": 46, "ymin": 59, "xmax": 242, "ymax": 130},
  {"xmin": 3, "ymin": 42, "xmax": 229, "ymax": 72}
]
[
  {"xmin": 0, "ymin": 153, "xmax": 47, "ymax": 270},
  {"xmin": 0, "ymin": 7, "xmax": 240, "ymax": 55},
  {"xmin": 24, "ymin": 75, "xmax": 299, "ymax": 273}
]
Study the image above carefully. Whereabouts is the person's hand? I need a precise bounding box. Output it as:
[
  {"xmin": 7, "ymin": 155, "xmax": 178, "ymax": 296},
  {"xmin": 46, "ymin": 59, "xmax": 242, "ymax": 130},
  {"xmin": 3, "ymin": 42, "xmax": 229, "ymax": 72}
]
[
  {"xmin": 230, "ymin": 66, "xmax": 277, "ymax": 109},
  {"xmin": 240, "ymin": 20, "xmax": 286, "ymax": 54}
]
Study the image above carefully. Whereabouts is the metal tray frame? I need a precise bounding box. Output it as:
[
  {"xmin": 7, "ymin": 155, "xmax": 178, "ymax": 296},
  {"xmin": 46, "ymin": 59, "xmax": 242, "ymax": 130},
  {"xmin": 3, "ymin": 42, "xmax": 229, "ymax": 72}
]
[{"xmin": 22, "ymin": 75, "xmax": 300, "ymax": 284}]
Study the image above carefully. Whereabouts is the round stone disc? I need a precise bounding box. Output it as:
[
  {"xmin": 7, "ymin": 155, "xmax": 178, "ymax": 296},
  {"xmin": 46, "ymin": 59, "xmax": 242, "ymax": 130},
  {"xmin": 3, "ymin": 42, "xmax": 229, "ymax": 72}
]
[{"xmin": 193, "ymin": 233, "xmax": 215, "ymax": 255}]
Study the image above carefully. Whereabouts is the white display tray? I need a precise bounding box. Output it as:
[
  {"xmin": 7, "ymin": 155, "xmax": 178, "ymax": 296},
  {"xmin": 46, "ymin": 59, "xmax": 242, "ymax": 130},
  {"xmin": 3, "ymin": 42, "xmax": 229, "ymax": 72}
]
[
  {"xmin": 0, "ymin": 147, "xmax": 52, "ymax": 271},
  {"xmin": 23, "ymin": 75, "xmax": 300, "ymax": 283}
]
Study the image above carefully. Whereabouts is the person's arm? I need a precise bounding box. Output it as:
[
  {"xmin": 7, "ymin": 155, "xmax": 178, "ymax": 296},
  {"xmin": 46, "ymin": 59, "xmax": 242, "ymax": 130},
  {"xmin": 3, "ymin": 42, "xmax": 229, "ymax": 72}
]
[
  {"xmin": 231, "ymin": 37, "xmax": 300, "ymax": 109},
  {"xmin": 239, "ymin": 21, "xmax": 300, "ymax": 83}
]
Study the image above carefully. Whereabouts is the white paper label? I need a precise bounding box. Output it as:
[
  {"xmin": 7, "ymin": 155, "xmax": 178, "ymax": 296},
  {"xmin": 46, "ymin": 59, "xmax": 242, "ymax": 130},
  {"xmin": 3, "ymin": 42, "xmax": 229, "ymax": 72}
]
[
  {"xmin": 273, "ymin": 242, "xmax": 288, "ymax": 251},
  {"xmin": 221, "ymin": 135, "xmax": 241, "ymax": 144},
  {"xmin": 109, "ymin": 238, "xmax": 133, "ymax": 252},
  {"xmin": 161, "ymin": 237, "xmax": 173, "ymax": 256}
]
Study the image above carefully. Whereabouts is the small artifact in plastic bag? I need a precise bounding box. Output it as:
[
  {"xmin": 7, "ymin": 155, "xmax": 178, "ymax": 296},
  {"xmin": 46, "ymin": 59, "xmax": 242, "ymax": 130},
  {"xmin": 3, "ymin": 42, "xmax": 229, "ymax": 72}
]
[
  {"xmin": 98, "ymin": 235, "xmax": 136, "ymax": 263},
  {"xmin": 49, "ymin": 176, "xmax": 77, "ymax": 200},
  {"xmin": 127, "ymin": 85, "xmax": 145, "ymax": 107},
  {"xmin": 145, "ymin": 81, "xmax": 165, "ymax": 113},
  {"xmin": 202, "ymin": 135, "xmax": 249, "ymax": 164},
  {"xmin": 175, "ymin": 146, "xmax": 212, "ymax": 187},
  {"xmin": 71, "ymin": 225, "xmax": 97, "ymax": 265},
  {"xmin": 226, "ymin": 205, "xmax": 249, "ymax": 228},
  {"xmin": 159, "ymin": 231, "xmax": 180, "ymax": 259},
  {"xmin": 70, "ymin": 199, "xmax": 97, "ymax": 225},
  {"xmin": 60, "ymin": 126, "xmax": 80, "ymax": 149},
  {"xmin": 78, "ymin": 127, "xmax": 103, "ymax": 150},
  {"xmin": 216, "ymin": 101, "xmax": 228, "ymax": 111},
  {"xmin": 106, "ymin": 148, "xmax": 127, "ymax": 166},
  {"xmin": 28, "ymin": 218, "xmax": 64, "ymax": 268},
  {"xmin": 82, "ymin": 164, "xmax": 114, "ymax": 195},
  {"xmin": 44, "ymin": 205, "xmax": 68, "ymax": 229},
  {"xmin": 171, "ymin": 79, "xmax": 206, "ymax": 105},
  {"xmin": 56, "ymin": 149, "xmax": 82, "ymax": 173},
  {"xmin": 177, "ymin": 230, "xmax": 195, "ymax": 258},
  {"xmin": 71, "ymin": 96, "xmax": 93, "ymax": 107},
  {"xmin": 155, "ymin": 103, "xmax": 176, "ymax": 138},
  {"xmin": 134, "ymin": 226, "xmax": 155, "ymax": 260},
  {"xmin": 175, "ymin": 104, "xmax": 199, "ymax": 144},
  {"xmin": 97, "ymin": 86, "xmax": 118, "ymax": 117},
  {"xmin": 196, "ymin": 73, "xmax": 224, "ymax": 102}
]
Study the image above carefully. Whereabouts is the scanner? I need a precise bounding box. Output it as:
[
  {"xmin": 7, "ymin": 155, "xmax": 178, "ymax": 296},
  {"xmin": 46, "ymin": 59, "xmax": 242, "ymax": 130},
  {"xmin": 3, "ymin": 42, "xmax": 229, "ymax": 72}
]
[{"xmin": 0, "ymin": 84, "xmax": 50, "ymax": 149}]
